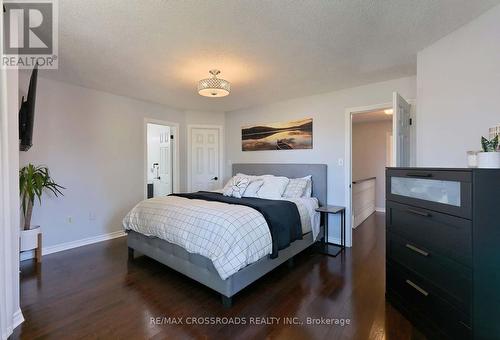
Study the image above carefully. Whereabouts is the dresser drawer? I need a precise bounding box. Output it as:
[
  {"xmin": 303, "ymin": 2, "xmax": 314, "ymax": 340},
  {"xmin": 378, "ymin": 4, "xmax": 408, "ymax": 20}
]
[
  {"xmin": 387, "ymin": 232, "xmax": 471, "ymax": 312},
  {"xmin": 387, "ymin": 201, "xmax": 472, "ymax": 267},
  {"xmin": 387, "ymin": 169, "xmax": 472, "ymax": 219},
  {"xmin": 386, "ymin": 262, "xmax": 471, "ymax": 339}
]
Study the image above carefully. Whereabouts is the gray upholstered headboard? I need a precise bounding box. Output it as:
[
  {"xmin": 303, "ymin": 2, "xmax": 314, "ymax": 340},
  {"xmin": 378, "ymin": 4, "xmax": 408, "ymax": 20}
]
[{"xmin": 232, "ymin": 163, "xmax": 327, "ymax": 206}]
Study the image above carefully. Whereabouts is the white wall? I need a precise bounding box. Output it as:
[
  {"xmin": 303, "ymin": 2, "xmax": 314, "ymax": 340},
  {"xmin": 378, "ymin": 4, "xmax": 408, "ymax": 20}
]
[
  {"xmin": 417, "ymin": 4, "xmax": 500, "ymax": 166},
  {"xmin": 225, "ymin": 76, "xmax": 416, "ymax": 246},
  {"xmin": 352, "ymin": 120, "xmax": 392, "ymax": 209},
  {"xmin": 18, "ymin": 75, "xmax": 224, "ymax": 250},
  {"xmin": 185, "ymin": 110, "xmax": 225, "ymax": 126}
]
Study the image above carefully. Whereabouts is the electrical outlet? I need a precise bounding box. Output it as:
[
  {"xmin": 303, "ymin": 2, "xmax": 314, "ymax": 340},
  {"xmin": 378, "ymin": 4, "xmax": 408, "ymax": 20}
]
[
  {"xmin": 67, "ymin": 216, "xmax": 73, "ymax": 224},
  {"xmin": 338, "ymin": 158, "xmax": 344, "ymax": 166},
  {"xmin": 89, "ymin": 212, "xmax": 96, "ymax": 221}
]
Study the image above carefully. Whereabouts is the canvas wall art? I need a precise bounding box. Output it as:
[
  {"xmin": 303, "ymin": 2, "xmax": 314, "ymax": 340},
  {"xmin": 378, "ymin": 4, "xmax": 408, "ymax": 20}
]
[{"xmin": 242, "ymin": 118, "xmax": 313, "ymax": 151}]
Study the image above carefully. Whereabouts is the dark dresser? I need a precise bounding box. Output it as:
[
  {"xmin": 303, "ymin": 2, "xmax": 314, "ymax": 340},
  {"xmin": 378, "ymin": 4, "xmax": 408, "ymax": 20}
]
[{"xmin": 386, "ymin": 168, "xmax": 500, "ymax": 340}]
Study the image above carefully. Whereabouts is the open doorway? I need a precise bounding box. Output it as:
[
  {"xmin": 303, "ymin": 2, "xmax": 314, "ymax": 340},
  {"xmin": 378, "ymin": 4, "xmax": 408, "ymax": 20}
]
[
  {"xmin": 144, "ymin": 119, "xmax": 179, "ymax": 199},
  {"xmin": 351, "ymin": 108, "xmax": 393, "ymax": 227},
  {"xmin": 345, "ymin": 92, "xmax": 414, "ymax": 246}
]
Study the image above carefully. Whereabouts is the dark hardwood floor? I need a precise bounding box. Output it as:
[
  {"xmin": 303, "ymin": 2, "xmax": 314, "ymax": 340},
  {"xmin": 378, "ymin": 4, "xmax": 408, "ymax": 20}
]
[{"xmin": 12, "ymin": 213, "xmax": 425, "ymax": 340}]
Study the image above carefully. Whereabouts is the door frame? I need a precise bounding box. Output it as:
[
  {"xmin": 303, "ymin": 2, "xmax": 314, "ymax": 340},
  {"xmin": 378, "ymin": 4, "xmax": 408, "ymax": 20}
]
[
  {"xmin": 0, "ymin": 55, "xmax": 20, "ymax": 340},
  {"xmin": 1, "ymin": 13, "xmax": 25, "ymax": 334},
  {"xmin": 144, "ymin": 118, "xmax": 180, "ymax": 199},
  {"xmin": 344, "ymin": 99, "xmax": 415, "ymax": 247},
  {"xmin": 187, "ymin": 124, "xmax": 224, "ymax": 192}
]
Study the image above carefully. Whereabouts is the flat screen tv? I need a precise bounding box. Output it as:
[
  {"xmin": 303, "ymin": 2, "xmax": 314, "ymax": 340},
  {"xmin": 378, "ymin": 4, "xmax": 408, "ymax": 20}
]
[{"xmin": 19, "ymin": 66, "xmax": 38, "ymax": 151}]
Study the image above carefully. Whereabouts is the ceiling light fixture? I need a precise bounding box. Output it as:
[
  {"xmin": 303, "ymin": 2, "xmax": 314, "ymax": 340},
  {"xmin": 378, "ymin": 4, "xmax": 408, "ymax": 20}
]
[
  {"xmin": 197, "ymin": 69, "xmax": 231, "ymax": 97},
  {"xmin": 384, "ymin": 109, "xmax": 394, "ymax": 115}
]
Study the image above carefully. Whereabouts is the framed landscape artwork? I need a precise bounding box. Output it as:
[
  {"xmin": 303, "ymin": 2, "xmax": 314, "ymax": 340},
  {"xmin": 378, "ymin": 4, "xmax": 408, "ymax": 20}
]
[{"xmin": 242, "ymin": 118, "xmax": 313, "ymax": 151}]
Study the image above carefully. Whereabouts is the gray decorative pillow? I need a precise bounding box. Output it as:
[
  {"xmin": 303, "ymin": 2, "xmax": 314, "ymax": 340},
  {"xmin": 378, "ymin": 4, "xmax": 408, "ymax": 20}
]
[
  {"xmin": 223, "ymin": 176, "xmax": 250, "ymax": 198},
  {"xmin": 283, "ymin": 178, "xmax": 308, "ymax": 198}
]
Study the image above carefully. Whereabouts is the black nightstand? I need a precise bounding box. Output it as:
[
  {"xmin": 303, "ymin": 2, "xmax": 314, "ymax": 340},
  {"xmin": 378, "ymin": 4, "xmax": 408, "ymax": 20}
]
[{"xmin": 316, "ymin": 205, "xmax": 346, "ymax": 257}]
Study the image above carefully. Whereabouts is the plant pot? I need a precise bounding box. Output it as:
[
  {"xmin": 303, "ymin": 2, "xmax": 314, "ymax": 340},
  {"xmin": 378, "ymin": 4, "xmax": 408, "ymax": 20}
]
[
  {"xmin": 477, "ymin": 152, "xmax": 500, "ymax": 169},
  {"xmin": 20, "ymin": 225, "xmax": 41, "ymax": 252}
]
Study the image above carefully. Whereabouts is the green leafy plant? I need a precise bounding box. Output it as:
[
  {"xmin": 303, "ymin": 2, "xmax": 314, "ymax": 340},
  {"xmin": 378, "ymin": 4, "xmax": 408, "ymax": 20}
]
[
  {"xmin": 481, "ymin": 135, "xmax": 499, "ymax": 152},
  {"xmin": 19, "ymin": 164, "xmax": 65, "ymax": 230}
]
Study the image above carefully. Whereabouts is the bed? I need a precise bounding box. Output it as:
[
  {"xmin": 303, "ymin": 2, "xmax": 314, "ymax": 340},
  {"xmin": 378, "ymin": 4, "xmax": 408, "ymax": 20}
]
[{"xmin": 124, "ymin": 163, "xmax": 327, "ymax": 307}]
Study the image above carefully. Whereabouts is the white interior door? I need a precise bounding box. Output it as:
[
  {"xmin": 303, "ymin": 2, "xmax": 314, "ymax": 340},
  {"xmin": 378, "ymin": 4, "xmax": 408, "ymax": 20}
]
[
  {"xmin": 157, "ymin": 129, "xmax": 172, "ymax": 196},
  {"xmin": 393, "ymin": 92, "xmax": 412, "ymax": 166},
  {"xmin": 190, "ymin": 128, "xmax": 221, "ymax": 192}
]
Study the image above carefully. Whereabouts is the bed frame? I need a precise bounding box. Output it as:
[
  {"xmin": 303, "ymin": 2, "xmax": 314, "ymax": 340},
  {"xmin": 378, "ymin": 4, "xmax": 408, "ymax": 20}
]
[{"xmin": 127, "ymin": 163, "xmax": 327, "ymax": 307}]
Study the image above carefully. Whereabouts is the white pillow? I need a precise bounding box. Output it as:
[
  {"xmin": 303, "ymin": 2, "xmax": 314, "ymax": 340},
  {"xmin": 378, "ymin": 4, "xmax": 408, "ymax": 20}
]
[
  {"xmin": 283, "ymin": 177, "xmax": 308, "ymax": 198},
  {"xmin": 235, "ymin": 173, "xmax": 266, "ymax": 197},
  {"xmin": 242, "ymin": 179, "xmax": 264, "ymax": 198},
  {"xmin": 301, "ymin": 175, "xmax": 313, "ymax": 197},
  {"xmin": 222, "ymin": 176, "xmax": 236, "ymax": 192},
  {"xmin": 236, "ymin": 173, "xmax": 262, "ymax": 182},
  {"xmin": 257, "ymin": 176, "xmax": 290, "ymax": 199},
  {"xmin": 223, "ymin": 176, "xmax": 249, "ymax": 198}
]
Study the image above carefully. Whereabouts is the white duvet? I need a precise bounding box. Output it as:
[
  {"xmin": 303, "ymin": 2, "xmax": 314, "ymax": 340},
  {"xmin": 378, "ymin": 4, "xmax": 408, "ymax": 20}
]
[{"xmin": 122, "ymin": 195, "xmax": 319, "ymax": 280}]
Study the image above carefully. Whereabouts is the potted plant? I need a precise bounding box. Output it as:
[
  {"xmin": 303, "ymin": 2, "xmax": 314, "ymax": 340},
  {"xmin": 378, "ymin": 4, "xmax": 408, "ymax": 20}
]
[
  {"xmin": 477, "ymin": 135, "xmax": 500, "ymax": 168},
  {"xmin": 19, "ymin": 164, "xmax": 65, "ymax": 254}
]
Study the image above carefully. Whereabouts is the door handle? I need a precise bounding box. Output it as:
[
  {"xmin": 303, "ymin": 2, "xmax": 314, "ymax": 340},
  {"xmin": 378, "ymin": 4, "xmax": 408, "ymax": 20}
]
[
  {"xmin": 406, "ymin": 208, "xmax": 431, "ymax": 217},
  {"xmin": 211, "ymin": 177, "xmax": 218, "ymax": 181}
]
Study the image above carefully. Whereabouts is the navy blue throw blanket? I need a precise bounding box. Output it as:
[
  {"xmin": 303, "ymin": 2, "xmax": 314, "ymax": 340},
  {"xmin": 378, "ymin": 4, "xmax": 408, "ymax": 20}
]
[{"xmin": 170, "ymin": 191, "xmax": 302, "ymax": 258}]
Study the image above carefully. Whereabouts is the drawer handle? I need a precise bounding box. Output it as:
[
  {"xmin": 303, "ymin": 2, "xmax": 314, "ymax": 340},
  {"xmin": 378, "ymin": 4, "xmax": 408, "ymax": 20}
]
[
  {"xmin": 406, "ymin": 208, "xmax": 431, "ymax": 217},
  {"xmin": 406, "ymin": 172, "xmax": 433, "ymax": 178},
  {"xmin": 405, "ymin": 243, "xmax": 429, "ymax": 257},
  {"xmin": 406, "ymin": 280, "xmax": 429, "ymax": 297},
  {"xmin": 459, "ymin": 321, "xmax": 472, "ymax": 329}
]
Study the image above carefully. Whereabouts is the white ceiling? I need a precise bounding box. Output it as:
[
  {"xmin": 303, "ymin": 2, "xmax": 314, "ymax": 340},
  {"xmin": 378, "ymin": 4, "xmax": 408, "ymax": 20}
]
[
  {"xmin": 352, "ymin": 109, "xmax": 392, "ymax": 124},
  {"xmin": 39, "ymin": 0, "xmax": 500, "ymax": 112}
]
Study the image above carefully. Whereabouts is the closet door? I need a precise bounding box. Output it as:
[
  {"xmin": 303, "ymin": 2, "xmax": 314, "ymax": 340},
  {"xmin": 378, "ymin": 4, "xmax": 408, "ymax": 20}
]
[{"xmin": 190, "ymin": 128, "xmax": 221, "ymax": 192}]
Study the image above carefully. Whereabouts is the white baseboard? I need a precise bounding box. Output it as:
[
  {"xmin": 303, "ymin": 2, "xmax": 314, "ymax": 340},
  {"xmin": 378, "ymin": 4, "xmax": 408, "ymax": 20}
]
[
  {"xmin": 13, "ymin": 308, "xmax": 24, "ymax": 329},
  {"xmin": 375, "ymin": 207, "xmax": 386, "ymax": 213},
  {"xmin": 1, "ymin": 309, "xmax": 24, "ymax": 340},
  {"xmin": 20, "ymin": 230, "xmax": 126, "ymax": 261},
  {"xmin": 2, "ymin": 328, "xmax": 9, "ymax": 340}
]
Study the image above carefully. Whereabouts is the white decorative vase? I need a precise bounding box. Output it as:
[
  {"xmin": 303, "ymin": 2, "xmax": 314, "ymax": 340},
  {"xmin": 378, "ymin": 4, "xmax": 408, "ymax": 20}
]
[
  {"xmin": 20, "ymin": 225, "xmax": 41, "ymax": 251},
  {"xmin": 477, "ymin": 152, "xmax": 500, "ymax": 169}
]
